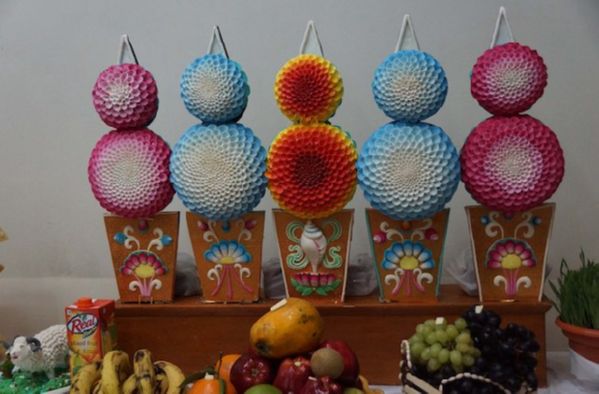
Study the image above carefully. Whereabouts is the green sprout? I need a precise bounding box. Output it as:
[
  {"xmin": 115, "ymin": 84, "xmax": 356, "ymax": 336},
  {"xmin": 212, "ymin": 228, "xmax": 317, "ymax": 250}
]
[{"xmin": 549, "ymin": 250, "xmax": 599, "ymax": 329}]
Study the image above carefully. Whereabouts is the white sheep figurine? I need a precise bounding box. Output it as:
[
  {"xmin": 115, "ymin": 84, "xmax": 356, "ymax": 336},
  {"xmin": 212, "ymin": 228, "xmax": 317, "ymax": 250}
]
[{"xmin": 9, "ymin": 324, "xmax": 68, "ymax": 378}]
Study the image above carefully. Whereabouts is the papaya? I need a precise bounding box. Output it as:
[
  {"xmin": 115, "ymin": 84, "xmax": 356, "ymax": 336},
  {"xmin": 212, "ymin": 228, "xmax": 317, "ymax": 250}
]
[{"xmin": 250, "ymin": 298, "xmax": 324, "ymax": 359}]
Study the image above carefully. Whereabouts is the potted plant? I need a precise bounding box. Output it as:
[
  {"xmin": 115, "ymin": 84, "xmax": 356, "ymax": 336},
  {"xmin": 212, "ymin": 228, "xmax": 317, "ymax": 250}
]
[{"xmin": 550, "ymin": 250, "xmax": 599, "ymax": 364}]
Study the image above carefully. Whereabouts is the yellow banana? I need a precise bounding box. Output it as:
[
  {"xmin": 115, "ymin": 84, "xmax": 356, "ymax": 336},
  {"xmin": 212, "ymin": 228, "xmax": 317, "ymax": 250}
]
[
  {"xmin": 121, "ymin": 374, "xmax": 137, "ymax": 394},
  {"xmin": 101, "ymin": 350, "xmax": 131, "ymax": 394},
  {"xmin": 154, "ymin": 366, "xmax": 169, "ymax": 394},
  {"xmin": 70, "ymin": 361, "xmax": 102, "ymax": 394},
  {"xmin": 155, "ymin": 361, "xmax": 185, "ymax": 394},
  {"xmin": 358, "ymin": 375, "xmax": 385, "ymax": 394},
  {"xmin": 133, "ymin": 349, "xmax": 155, "ymax": 394},
  {"xmin": 91, "ymin": 381, "xmax": 102, "ymax": 394}
]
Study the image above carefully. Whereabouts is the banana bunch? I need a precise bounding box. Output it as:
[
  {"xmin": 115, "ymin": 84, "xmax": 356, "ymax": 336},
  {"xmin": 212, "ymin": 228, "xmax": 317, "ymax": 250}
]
[{"xmin": 70, "ymin": 349, "xmax": 185, "ymax": 394}]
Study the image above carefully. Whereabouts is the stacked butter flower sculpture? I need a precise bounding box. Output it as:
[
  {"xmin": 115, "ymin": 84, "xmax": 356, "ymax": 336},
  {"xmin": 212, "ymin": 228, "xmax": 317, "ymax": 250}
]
[
  {"xmin": 462, "ymin": 8, "xmax": 565, "ymax": 302},
  {"xmin": 88, "ymin": 36, "xmax": 179, "ymax": 303},
  {"xmin": 268, "ymin": 22, "xmax": 357, "ymax": 302},
  {"xmin": 358, "ymin": 16, "xmax": 460, "ymax": 302},
  {"xmin": 170, "ymin": 27, "xmax": 267, "ymax": 302}
]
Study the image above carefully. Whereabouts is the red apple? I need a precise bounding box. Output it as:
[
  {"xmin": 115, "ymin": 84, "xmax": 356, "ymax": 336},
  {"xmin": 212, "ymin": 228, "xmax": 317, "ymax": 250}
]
[
  {"xmin": 273, "ymin": 356, "xmax": 311, "ymax": 394},
  {"xmin": 300, "ymin": 376, "xmax": 342, "ymax": 394},
  {"xmin": 230, "ymin": 353, "xmax": 274, "ymax": 393},
  {"xmin": 320, "ymin": 340, "xmax": 360, "ymax": 386}
]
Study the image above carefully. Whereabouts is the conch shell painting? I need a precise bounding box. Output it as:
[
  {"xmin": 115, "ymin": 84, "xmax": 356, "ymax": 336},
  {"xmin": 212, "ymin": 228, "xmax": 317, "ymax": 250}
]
[
  {"xmin": 300, "ymin": 221, "xmax": 328, "ymax": 273},
  {"xmin": 274, "ymin": 210, "xmax": 353, "ymax": 302}
]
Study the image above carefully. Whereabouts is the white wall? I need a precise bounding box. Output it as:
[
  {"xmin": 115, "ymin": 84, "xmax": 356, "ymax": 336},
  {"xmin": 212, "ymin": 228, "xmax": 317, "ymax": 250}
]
[{"xmin": 2, "ymin": 0, "xmax": 599, "ymax": 351}]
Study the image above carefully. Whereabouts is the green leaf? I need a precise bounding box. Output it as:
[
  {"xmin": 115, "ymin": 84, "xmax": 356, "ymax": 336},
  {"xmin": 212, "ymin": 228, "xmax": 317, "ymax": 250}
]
[
  {"xmin": 330, "ymin": 279, "xmax": 342, "ymax": 290},
  {"xmin": 219, "ymin": 378, "xmax": 226, "ymax": 394},
  {"xmin": 301, "ymin": 287, "xmax": 314, "ymax": 296},
  {"xmin": 316, "ymin": 287, "xmax": 328, "ymax": 296}
]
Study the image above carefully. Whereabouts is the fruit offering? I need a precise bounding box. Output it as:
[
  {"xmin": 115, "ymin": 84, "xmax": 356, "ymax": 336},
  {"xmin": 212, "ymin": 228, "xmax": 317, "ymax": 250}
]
[
  {"xmin": 69, "ymin": 349, "xmax": 185, "ymax": 394},
  {"xmin": 404, "ymin": 306, "xmax": 538, "ymax": 393},
  {"xmin": 186, "ymin": 298, "xmax": 378, "ymax": 394}
]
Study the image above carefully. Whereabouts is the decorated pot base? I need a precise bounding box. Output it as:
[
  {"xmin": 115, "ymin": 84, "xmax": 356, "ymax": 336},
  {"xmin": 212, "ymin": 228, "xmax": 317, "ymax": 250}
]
[
  {"xmin": 465, "ymin": 203, "xmax": 555, "ymax": 302},
  {"xmin": 104, "ymin": 212, "xmax": 180, "ymax": 303},
  {"xmin": 273, "ymin": 209, "xmax": 353, "ymax": 303},
  {"xmin": 187, "ymin": 211, "xmax": 264, "ymax": 303},
  {"xmin": 366, "ymin": 208, "xmax": 449, "ymax": 303}
]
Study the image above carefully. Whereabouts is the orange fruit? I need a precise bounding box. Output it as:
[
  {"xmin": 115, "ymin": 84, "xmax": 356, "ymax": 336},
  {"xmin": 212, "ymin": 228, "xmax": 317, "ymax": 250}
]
[
  {"xmin": 215, "ymin": 354, "xmax": 241, "ymax": 394},
  {"xmin": 188, "ymin": 374, "xmax": 225, "ymax": 394}
]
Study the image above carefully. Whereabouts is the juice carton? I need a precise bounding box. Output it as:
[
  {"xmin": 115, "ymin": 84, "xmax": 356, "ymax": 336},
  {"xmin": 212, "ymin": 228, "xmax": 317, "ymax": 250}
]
[{"xmin": 65, "ymin": 297, "xmax": 117, "ymax": 377}]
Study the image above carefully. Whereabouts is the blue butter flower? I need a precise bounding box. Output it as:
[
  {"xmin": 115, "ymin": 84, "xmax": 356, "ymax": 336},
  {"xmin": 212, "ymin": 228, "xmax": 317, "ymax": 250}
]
[
  {"xmin": 204, "ymin": 240, "xmax": 251, "ymax": 265},
  {"xmin": 372, "ymin": 50, "xmax": 447, "ymax": 123},
  {"xmin": 170, "ymin": 123, "xmax": 266, "ymax": 221},
  {"xmin": 357, "ymin": 122, "xmax": 460, "ymax": 220},
  {"xmin": 180, "ymin": 54, "xmax": 250, "ymax": 124}
]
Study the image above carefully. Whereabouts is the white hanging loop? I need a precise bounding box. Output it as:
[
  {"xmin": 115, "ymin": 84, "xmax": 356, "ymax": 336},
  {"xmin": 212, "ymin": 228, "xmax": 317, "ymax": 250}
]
[
  {"xmin": 118, "ymin": 34, "xmax": 139, "ymax": 65},
  {"xmin": 395, "ymin": 14, "xmax": 420, "ymax": 52},
  {"xmin": 299, "ymin": 20, "xmax": 324, "ymax": 57},
  {"xmin": 207, "ymin": 25, "xmax": 229, "ymax": 58},
  {"xmin": 490, "ymin": 7, "xmax": 515, "ymax": 48}
]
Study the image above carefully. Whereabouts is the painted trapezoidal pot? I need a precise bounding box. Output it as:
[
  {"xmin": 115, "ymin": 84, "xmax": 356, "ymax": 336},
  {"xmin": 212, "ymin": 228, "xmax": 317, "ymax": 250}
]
[
  {"xmin": 465, "ymin": 203, "xmax": 555, "ymax": 302},
  {"xmin": 366, "ymin": 208, "xmax": 449, "ymax": 303},
  {"xmin": 273, "ymin": 209, "xmax": 353, "ymax": 304},
  {"xmin": 104, "ymin": 211, "xmax": 180, "ymax": 303},
  {"xmin": 187, "ymin": 211, "xmax": 265, "ymax": 303}
]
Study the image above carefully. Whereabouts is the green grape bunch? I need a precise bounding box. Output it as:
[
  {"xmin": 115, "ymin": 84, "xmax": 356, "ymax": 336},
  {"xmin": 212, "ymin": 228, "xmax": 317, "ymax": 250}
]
[{"xmin": 408, "ymin": 317, "xmax": 480, "ymax": 375}]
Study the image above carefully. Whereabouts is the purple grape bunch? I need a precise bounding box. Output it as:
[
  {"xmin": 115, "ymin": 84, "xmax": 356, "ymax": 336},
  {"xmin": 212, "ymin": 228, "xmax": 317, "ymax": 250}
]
[{"xmin": 463, "ymin": 306, "xmax": 539, "ymax": 392}]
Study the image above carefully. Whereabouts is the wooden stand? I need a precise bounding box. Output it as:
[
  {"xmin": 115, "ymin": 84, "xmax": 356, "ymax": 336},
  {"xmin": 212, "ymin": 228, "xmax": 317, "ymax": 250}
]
[{"xmin": 115, "ymin": 285, "xmax": 551, "ymax": 387}]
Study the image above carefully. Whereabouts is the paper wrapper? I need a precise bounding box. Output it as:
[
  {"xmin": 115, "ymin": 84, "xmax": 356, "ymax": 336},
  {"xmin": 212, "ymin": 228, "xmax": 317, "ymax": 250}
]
[
  {"xmin": 471, "ymin": 42, "xmax": 547, "ymax": 116},
  {"xmin": 170, "ymin": 123, "xmax": 266, "ymax": 221},
  {"xmin": 461, "ymin": 115, "xmax": 564, "ymax": 214},
  {"xmin": 88, "ymin": 129, "xmax": 174, "ymax": 218},
  {"xmin": 92, "ymin": 64, "xmax": 158, "ymax": 129},
  {"xmin": 267, "ymin": 123, "xmax": 357, "ymax": 219},
  {"xmin": 372, "ymin": 50, "xmax": 447, "ymax": 123},
  {"xmin": 180, "ymin": 54, "xmax": 249, "ymax": 124},
  {"xmin": 358, "ymin": 122, "xmax": 460, "ymax": 221},
  {"xmin": 274, "ymin": 54, "xmax": 343, "ymax": 123}
]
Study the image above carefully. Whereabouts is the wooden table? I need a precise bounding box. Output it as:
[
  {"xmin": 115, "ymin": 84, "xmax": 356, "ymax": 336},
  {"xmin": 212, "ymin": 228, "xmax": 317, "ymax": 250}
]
[{"xmin": 115, "ymin": 285, "xmax": 552, "ymax": 386}]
